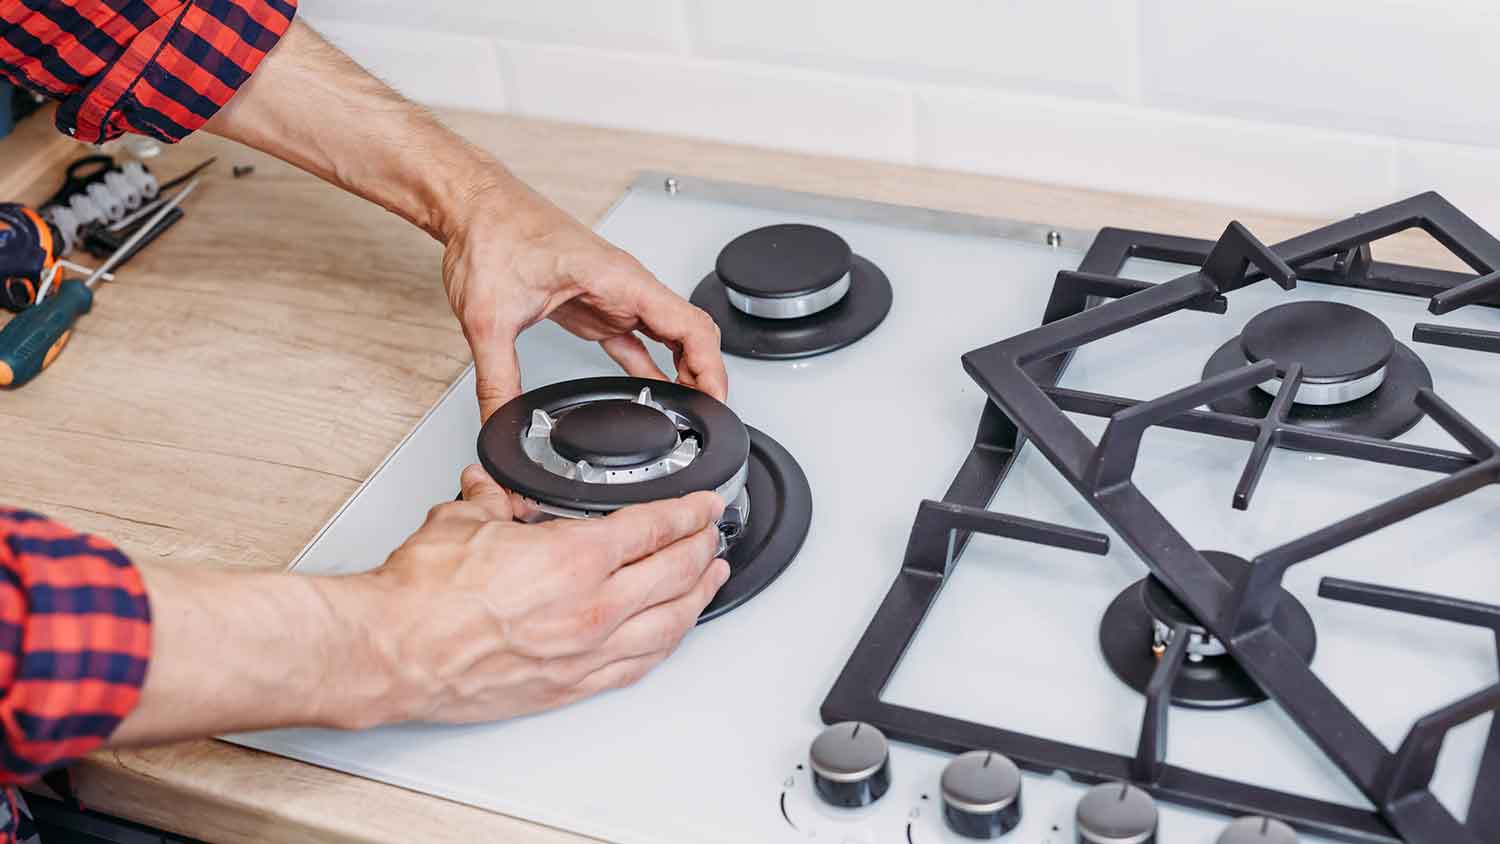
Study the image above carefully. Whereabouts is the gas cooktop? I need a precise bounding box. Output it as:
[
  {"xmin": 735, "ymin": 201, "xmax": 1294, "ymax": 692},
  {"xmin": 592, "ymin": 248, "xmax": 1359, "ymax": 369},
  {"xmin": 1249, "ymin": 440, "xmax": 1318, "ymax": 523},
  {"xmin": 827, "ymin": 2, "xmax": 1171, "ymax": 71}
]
[{"xmin": 227, "ymin": 175, "xmax": 1500, "ymax": 844}]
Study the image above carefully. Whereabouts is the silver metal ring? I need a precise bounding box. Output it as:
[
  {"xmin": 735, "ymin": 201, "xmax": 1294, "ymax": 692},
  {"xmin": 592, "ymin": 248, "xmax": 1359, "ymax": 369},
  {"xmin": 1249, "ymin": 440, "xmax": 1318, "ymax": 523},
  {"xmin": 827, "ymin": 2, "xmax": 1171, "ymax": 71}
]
[
  {"xmin": 1257, "ymin": 365, "xmax": 1387, "ymax": 406},
  {"xmin": 724, "ymin": 272, "xmax": 851, "ymax": 319}
]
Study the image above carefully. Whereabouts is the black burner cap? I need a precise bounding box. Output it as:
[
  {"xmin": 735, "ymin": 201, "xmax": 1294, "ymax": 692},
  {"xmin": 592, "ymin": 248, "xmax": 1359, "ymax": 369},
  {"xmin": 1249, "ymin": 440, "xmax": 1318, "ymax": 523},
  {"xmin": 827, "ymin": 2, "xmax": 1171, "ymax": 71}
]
[
  {"xmin": 1142, "ymin": 573, "xmax": 1204, "ymax": 633},
  {"xmin": 715, "ymin": 223, "xmax": 852, "ymax": 299},
  {"xmin": 550, "ymin": 400, "xmax": 678, "ymax": 467},
  {"xmin": 1240, "ymin": 301, "xmax": 1394, "ymax": 382}
]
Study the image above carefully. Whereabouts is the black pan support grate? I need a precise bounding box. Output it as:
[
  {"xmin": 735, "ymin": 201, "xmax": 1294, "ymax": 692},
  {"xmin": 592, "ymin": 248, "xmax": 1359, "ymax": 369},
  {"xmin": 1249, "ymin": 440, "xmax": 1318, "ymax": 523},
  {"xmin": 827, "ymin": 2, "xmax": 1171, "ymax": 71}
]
[{"xmin": 821, "ymin": 192, "xmax": 1500, "ymax": 843}]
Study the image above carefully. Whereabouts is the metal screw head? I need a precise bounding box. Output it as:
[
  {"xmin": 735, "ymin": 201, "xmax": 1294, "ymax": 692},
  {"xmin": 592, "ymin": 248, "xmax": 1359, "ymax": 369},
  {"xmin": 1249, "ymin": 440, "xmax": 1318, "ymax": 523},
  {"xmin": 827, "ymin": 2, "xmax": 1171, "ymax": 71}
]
[
  {"xmin": 664, "ymin": 177, "xmax": 680, "ymax": 195},
  {"xmin": 1046, "ymin": 230, "xmax": 1063, "ymax": 248}
]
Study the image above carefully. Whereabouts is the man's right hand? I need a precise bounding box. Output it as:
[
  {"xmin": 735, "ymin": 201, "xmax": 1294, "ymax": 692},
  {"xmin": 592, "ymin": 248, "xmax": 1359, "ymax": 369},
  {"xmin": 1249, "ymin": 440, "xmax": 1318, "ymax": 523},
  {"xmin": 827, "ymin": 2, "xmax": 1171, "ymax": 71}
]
[{"xmin": 348, "ymin": 465, "xmax": 730, "ymax": 727}]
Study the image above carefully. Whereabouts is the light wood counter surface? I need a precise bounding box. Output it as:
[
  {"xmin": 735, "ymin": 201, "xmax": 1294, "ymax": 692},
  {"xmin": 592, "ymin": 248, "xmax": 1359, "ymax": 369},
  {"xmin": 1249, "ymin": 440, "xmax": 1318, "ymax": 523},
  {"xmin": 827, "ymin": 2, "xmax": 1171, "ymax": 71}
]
[{"xmin": 0, "ymin": 106, "xmax": 1456, "ymax": 843}]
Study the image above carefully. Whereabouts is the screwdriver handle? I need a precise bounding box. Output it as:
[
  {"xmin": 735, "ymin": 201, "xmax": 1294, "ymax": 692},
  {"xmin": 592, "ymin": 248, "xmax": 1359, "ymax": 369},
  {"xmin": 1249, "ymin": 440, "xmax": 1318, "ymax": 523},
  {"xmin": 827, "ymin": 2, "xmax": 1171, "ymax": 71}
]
[{"xmin": 0, "ymin": 279, "xmax": 92, "ymax": 387}]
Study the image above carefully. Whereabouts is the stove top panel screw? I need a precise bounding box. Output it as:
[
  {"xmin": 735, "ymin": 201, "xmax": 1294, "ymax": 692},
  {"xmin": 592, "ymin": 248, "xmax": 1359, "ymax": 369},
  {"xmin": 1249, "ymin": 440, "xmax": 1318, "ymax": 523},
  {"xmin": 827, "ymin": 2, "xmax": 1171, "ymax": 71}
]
[
  {"xmin": 664, "ymin": 176, "xmax": 680, "ymax": 194},
  {"xmin": 1075, "ymin": 782, "xmax": 1157, "ymax": 844},
  {"xmin": 808, "ymin": 721, "xmax": 891, "ymax": 808},
  {"xmin": 1046, "ymin": 230, "xmax": 1063, "ymax": 248},
  {"xmin": 1216, "ymin": 816, "xmax": 1298, "ymax": 843},
  {"xmin": 940, "ymin": 750, "xmax": 1022, "ymax": 839}
]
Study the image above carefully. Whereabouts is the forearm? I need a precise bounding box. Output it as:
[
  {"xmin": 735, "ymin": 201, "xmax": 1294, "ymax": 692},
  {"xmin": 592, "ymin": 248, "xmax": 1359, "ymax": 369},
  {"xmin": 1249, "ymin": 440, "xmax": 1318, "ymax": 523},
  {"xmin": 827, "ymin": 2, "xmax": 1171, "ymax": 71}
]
[
  {"xmin": 204, "ymin": 20, "xmax": 517, "ymax": 243},
  {"xmin": 109, "ymin": 564, "xmax": 403, "ymax": 745}
]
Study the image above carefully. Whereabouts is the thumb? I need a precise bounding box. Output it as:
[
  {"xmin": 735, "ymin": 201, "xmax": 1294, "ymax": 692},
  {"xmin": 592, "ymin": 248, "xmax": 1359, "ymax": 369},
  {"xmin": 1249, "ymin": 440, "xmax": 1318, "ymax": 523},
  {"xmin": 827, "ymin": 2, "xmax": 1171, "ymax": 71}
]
[
  {"xmin": 459, "ymin": 464, "xmax": 514, "ymax": 521},
  {"xmin": 469, "ymin": 330, "xmax": 523, "ymax": 422}
]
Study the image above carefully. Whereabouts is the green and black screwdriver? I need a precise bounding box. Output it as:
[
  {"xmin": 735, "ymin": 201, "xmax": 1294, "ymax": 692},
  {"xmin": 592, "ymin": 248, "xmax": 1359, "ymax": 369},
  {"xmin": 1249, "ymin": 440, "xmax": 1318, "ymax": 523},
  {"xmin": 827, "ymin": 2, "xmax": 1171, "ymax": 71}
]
[{"xmin": 0, "ymin": 178, "xmax": 199, "ymax": 388}]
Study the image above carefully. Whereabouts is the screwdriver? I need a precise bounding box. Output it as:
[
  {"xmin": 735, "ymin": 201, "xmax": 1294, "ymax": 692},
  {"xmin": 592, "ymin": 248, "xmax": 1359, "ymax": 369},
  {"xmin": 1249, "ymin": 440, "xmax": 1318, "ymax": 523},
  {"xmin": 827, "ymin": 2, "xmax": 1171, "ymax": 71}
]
[{"xmin": 0, "ymin": 178, "xmax": 199, "ymax": 388}]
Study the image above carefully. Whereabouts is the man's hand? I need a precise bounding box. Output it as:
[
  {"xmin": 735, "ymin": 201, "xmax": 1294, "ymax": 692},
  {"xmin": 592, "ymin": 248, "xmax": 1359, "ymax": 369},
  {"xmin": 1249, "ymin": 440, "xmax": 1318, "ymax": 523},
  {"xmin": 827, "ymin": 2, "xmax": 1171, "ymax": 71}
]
[
  {"xmin": 359, "ymin": 466, "xmax": 730, "ymax": 724},
  {"xmin": 205, "ymin": 21, "xmax": 727, "ymax": 422},
  {"xmin": 442, "ymin": 180, "xmax": 727, "ymax": 420},
  {"xmin": 115, "ymin": 466, "xmax": 729, "ymax": 743}
]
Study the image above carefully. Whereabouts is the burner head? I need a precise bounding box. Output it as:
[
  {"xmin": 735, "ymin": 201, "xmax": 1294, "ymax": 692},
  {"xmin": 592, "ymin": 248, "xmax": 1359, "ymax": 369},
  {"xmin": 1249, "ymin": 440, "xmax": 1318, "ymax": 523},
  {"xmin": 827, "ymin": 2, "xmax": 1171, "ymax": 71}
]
[
  {"xmin": 1203, "ymin": 302, "xmax": 1433, "ymax": 440},
  {"xmin": 549, "ymin": 400, "xmax": 680, "ymax": 468},
  {"xmin": 716, "ymin": 223, "xmax": 853, "ymax": 318},
  {"xmin": 1099, "ymin": 552, "xmax": 1317, "ymax": 709},
  {"xmin": 691, "ymin": 223, "xmax": 893, "ymax": 359},
  {"xmin": 1240, "ymin": 301, "xmax": 1394, "ymax": 405},
  {"xmin": 478, "ymin": 377, "xmax": 812, "ymax": 621}
]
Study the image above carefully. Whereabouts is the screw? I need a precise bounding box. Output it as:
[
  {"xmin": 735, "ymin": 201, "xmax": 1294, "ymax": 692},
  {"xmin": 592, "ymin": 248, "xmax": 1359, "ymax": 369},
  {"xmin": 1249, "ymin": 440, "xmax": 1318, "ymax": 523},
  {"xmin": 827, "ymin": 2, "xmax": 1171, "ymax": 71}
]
[
  {"xmin": 1046, "ymin": 230, "xmax": 1063, "ymax": 247},
  {"xmin": 664, "ymin": 177, "xmax": 680, "ymax": 195},
  {"xmin": 233, "ymin": 165, "xmax": 256, "ymax": 179}
]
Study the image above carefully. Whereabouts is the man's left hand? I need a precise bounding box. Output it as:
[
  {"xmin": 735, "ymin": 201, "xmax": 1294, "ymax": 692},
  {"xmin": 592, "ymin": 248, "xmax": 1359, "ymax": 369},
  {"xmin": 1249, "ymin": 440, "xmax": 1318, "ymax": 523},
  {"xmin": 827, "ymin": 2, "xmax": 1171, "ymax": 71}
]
[{"xmin": 442, "ymin": 177, "xmax": 727, "ymax": 420}]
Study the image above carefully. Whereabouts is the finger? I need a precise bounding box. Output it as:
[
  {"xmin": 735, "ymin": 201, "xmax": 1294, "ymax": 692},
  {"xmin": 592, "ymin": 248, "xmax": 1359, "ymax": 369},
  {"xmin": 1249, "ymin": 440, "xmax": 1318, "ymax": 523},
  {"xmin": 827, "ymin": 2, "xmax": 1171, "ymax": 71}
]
[
  {"xmin": 597, "ymin": 524, "xmax": 721, "ymax": 620},
  {"xmin": 636, "ymin": 292, "xmax": 728, "ymax": 402},
  {"xmin": 573, "ymin": 491, "xmax": 725, "ymax": 574},
  {"xmin": 468, "ymin": 327, "xmax": 524, "ymax": 422},
  {"xmin": 600, "ymin": 332, "xmax": 670, "ymax": 382},
  {"xmin": 460, "ymin": 464, "xmax": 514, "ymax": 522},
  {"xmin": 561, "ymin": 559, "xmax": 729, "ymax": 699}
]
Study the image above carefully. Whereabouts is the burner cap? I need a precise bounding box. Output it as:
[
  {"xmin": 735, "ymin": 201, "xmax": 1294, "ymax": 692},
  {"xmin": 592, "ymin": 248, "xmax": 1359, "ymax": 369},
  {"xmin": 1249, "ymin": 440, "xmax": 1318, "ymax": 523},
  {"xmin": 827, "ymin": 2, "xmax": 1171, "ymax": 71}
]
[
  {"xmin": 692, "ymin": 224, "xmax": 893, "ymax": 359},
  {"xmin": 716, "ymin": 224, "xmax": 852, "ymax": 301},
  {"xmin": 550, "ymin": 400, "xmax": 679, "ymax": 467},
  {"xmin": 1240, "ymin": 302, "xmax": 1394, "ymax": 405}
]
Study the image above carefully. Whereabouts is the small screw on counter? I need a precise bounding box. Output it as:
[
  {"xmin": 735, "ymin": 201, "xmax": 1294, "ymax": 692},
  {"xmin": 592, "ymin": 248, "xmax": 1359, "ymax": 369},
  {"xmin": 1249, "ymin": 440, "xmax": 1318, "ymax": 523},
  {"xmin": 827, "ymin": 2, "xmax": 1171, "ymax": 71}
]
[{"xmin": 0, "ymin": 178, "xmax": 199, "ymax": 388}]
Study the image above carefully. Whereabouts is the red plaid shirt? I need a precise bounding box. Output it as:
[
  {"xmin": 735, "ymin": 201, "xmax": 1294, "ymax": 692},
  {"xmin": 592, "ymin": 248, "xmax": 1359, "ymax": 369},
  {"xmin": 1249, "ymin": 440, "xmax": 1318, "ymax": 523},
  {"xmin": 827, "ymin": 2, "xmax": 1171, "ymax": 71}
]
[
  {"xmin": 0, "ymin": 510, "xmax": 150, "ymax": 843},
  {"xmin": 0, "ymin": 0, "xmax": 297, "ymax": 143}
]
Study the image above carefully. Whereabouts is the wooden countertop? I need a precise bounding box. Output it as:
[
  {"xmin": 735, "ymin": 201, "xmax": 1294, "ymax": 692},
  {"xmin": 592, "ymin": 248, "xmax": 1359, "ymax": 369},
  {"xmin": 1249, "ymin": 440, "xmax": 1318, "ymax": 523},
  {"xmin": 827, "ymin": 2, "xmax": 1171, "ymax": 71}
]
[{"xmin": 1, "ymin": 107, "xmax": 1454, "ymax": 843}]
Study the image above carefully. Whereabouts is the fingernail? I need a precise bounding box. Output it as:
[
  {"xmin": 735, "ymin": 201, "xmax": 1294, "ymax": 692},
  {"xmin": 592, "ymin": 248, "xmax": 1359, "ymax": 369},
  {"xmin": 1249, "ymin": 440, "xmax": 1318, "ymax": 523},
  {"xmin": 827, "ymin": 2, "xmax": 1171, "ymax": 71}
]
[{"xmin": 715, "ymin": 559, "xmax": 731, "ymax": 585}]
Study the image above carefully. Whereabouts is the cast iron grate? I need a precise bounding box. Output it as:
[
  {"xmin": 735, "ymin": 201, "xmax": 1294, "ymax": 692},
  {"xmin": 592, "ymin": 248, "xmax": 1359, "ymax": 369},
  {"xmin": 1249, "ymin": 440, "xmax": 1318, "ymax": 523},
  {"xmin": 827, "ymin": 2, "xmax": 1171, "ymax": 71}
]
[{"xmin": 821, "ymin": 192, "xmax": 1500, "ymax": 843}]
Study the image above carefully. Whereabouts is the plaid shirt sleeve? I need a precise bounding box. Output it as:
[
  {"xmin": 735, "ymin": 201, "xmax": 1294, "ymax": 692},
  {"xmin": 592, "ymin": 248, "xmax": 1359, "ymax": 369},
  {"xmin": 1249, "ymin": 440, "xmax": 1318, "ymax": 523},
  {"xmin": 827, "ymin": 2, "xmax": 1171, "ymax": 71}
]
[
  {"xmin": 0, "ymin": 509, "xmax": 151, "ymax": 786},
  {"xmin": 0, "ymin": 0, "xmax": 297, "ymax": 144}
]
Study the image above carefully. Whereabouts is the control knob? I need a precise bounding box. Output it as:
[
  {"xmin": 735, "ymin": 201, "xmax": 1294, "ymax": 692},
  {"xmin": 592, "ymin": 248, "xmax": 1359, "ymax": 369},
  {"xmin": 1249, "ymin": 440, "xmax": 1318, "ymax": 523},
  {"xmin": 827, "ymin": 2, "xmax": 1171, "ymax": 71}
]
[
  {"xmin": 808, "ymin": 721, "xmax": 891, "ymax": 807},
  {"xmin": 1218, "ymin": 816, "xmax": 1298, "ymax": 844},
  {"xmin": 940, "ymin": 750, "xmax": 1022, "ymax": 838},
  {"xmin": 1076, "ymin": 782, "xmax": 1158, "ymax": 844}
]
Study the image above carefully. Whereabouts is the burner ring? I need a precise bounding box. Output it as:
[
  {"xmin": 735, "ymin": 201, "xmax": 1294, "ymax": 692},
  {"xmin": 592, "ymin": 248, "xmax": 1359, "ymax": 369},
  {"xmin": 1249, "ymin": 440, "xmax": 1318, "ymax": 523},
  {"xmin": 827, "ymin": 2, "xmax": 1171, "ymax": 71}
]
[
  {"xmin": 1099, "ymin": 552, "xmax": 1317, "ymax": 709},
  {"xmin": 480, "ymin": 377, "xmax": 751, "ymax": 514},
  {"xmin": 724, "ymin": 272, "xmax": 852, "ymax": 320}
]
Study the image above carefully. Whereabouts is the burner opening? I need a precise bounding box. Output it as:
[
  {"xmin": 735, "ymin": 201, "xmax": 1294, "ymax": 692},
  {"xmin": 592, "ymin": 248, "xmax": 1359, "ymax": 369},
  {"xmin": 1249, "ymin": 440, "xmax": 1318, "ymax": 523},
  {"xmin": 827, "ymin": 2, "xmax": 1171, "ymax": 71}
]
[
  {"xmin": 716, "ymin": 223, "xmax": 853, "ymax": 319},
  {"xmin": 521, "ymin": 387, "xmax": 705, "ymax": 486},
  {"xmin": 1240, "ymin": 301, "xmax": 1395, "ymax": 406},
  {"xmin": 1099, "ymin": 552, "xmax": 1318, "ymax": 709}
]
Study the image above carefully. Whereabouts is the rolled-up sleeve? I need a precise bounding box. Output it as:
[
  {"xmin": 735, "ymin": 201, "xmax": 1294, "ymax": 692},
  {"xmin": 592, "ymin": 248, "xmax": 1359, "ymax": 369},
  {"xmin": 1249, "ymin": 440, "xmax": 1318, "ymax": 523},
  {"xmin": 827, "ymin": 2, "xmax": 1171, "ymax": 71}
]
[
  {"xmin": 0, "ymin": 0, "xmax": 297, "ymax": 144},
  {"xmin": 0, "ymin": 509, "xmax": 151, "ymax": 785}
]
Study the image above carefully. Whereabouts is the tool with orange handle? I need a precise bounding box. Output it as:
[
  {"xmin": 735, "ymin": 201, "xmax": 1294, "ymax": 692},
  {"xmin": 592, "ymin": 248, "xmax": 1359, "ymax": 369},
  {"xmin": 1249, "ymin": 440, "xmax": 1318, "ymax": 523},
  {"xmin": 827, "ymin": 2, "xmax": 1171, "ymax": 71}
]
[
  {"xmin": 0, "ymin": 203, "xmax": 62, "ymax": 311},
  {"xmin": 0, "ymin": 178, "xmax": 198, "ymax": 388}
]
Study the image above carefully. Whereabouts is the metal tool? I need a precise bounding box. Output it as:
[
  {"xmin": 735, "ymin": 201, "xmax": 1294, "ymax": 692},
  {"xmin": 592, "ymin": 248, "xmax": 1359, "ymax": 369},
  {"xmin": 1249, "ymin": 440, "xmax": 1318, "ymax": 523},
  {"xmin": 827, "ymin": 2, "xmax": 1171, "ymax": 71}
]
[{"xmin": 0, "ymin": 178, "xmax": 199, "ymax": 387}]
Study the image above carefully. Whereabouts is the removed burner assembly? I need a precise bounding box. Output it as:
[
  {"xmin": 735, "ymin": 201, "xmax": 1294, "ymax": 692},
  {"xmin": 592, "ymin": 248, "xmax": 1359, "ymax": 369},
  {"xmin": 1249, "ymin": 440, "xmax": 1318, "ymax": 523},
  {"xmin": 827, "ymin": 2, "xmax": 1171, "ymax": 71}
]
[
  {"xmin": 691, "ymin": 223, "xmax": 893, "ymax": 359},
  {"xmin": 479, "ymin": 377, "xmax": 812, "ymax": 620}
]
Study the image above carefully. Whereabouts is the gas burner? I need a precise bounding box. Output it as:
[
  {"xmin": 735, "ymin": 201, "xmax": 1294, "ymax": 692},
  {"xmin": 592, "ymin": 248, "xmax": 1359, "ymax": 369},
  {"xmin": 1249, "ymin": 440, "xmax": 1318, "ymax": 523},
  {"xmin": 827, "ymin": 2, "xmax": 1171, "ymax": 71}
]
[
  {"xmin": 690, "ymin": 223, "xmax": 892, "ymax": 359},
  {"xmin": 1099, "ymin": 551, "xmax": 1317, "ymax": 709},
  {"xmin": 479, "ymin": 377, "xmax": 811, "ymax": 621},
  {"xmin": 1203, "ymin": 301, "xmax": 1432, "ymax": 439}
]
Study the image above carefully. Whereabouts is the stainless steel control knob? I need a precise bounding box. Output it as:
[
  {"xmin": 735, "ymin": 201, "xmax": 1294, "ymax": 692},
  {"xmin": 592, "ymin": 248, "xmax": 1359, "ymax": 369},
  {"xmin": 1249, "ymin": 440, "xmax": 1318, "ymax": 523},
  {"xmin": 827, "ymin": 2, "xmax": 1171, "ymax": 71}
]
[
  {"xmin": 1217, "ymin": 816, "xmax": 1298, "ymax": 844},
  {"xmin": 1076, "ymin": 782, "xmax": 1158, "ymax": 844},
  {"xmin": 941, "ymin": 750, "xmax": 1022, "ymax": 838},
  {"xmin": 808, "ymin": 721, "xmax": 891, "ymax": 807}
]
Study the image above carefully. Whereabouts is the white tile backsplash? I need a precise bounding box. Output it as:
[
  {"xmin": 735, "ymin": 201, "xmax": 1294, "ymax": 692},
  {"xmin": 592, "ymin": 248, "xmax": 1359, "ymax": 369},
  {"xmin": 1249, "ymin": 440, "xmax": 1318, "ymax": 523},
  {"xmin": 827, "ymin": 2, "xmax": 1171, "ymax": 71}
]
[
  {"xmin": 499, "ymin": 43, "xmax": 920, "ymax": 164},
  {"xmin": 296, "ymin": 0, "xmax": 1500, "ymax": 232},
  {"xmin": 695, "ymin": 0, "xmax": 1140, "ymax": 100},
  {"xmin": 1140, "ymin": 0, "xmax": 1500, "ymax": 148},
  {"xmin": 920, "ymin": 87, "xmax": 1398, "ymax": 219},
  {"xmin": 314, "ymin": 21, "xmax": 505, "ymax": 113}
]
